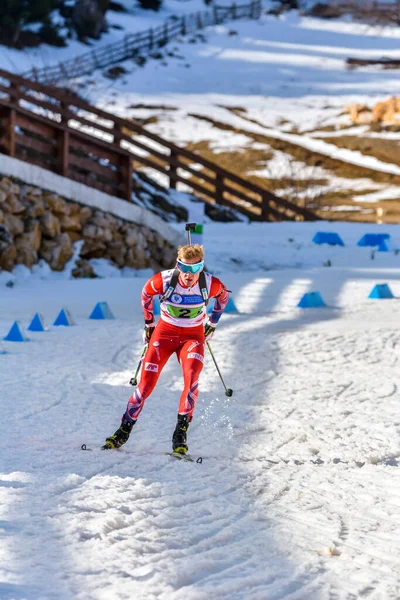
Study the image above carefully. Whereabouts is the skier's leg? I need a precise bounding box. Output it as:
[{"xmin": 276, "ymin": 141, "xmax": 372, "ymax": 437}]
[
  {"xmin": 125, "ymin": 334, "xmax": 176, "ymax": 421},
  {"xmin": 172, "ymin": 338, "xmax": 205, "ymax": 453},
  {"xmin": 177, "ymin": 338, "xmax": 205, "ymax": 417},
  {"xmin": 103, "ymin": 328, "xmax": 178, "ymax": 449}
]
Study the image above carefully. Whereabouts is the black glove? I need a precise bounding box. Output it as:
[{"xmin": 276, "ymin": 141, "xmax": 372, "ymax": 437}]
[
  {"xmin": 143, "ymin": 323, "xmax": 155, "ymax": 344},
  {"xmin": 204, "ymin": 321, "xmax": 216, "ymax": 341}
]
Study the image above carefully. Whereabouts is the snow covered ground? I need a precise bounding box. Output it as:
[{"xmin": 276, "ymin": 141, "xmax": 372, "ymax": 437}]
[
  {"xmin": 2, "ymin": 221, "xmax": 400, "ymax": 599},
  {"xmin": 75, "ymin": 9, "xmax": 400, "ymax": 204}
]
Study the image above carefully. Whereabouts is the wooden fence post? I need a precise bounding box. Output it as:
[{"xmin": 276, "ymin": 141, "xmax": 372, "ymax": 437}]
[
  {"xmin": 169, "ymin": 149, "xmax": 177, "ymax": 189},
  {"xmin": 181, "ymin": 15, "xmax": 186, "ymax": 35},
  {"xmin": 121, "ymin": 154, "xmax": 133, "ymax": 201},
  {"xmin": 215, "ymin": 172, "xmax": 224, "ymax": 205},
  {"xmin": 57, "ymin": 128, "xmax": 69, "ymax": 177},
  {"xmin": 114, "ymin": 121, "xmax": 122, "ymax": 147},
  {"xmin": 8, "ymin": 107, "xmax": 16, "ymax": 158},
  {"xmin": 7, "ymin": 82, "xmax": 19, "ymax": 158},
  {"xmin": 57, "ymin": 101, "xmax": 69, "ymax": 176},
  {"xmin": 149, "ymin": 28, "xmax": 154, "ymax": 49},
  {"xmin": 197, "ymin": 12, "xmax": 203, "ymax": 28},
  {"xmin": 260, "ymin": 193, "xmax": 271, "ymax": 221}
]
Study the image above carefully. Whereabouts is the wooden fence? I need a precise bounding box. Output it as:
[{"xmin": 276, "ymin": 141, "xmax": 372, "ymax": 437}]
[
  {"xmin": 24, "ymin": 1, "xmax": 262, "ymax": 85},
  {"xmin": 0, "ymin": 69, "xmax": 319, "ymax": 222}
]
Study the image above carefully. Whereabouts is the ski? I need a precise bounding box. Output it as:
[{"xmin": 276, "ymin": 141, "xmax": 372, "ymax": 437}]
[
  {"xmin": 166, "ymin": 451, "xmax": 203, "ymax": 464},
  {"xmin": 81, "ymin": 444, "xmax": 202, "ymax": 462}
]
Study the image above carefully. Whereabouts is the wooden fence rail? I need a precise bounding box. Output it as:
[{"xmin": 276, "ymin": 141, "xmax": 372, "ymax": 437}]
[
  {"xmin": 0, "ymin": 69, "xmax": 319, "ymax": 222},
  {"xmin": 23, "ymin": 1, "xmax": 262, "ymax": 85}
]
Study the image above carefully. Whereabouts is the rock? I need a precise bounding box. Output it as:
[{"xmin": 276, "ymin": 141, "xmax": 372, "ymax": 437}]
[
  {"xmin": 69, "ymin": 202, "xmax": 81, "ymax": 215},
  {"xmin": 66, "ymin": 231, "xmax": 82, "ymax": 244},
  {"xmin": 4, "ymin": 214, "xmax": 24, "ymax": 236},
  {"xmin": 0, "ymin": 244, "xmax": 17, "ymax": 271},
  {"xmin": 23, "ymin": 197, "xmax": 47, "ymax": 218},
  {"xmin": 60, "ymin": 214, "xmax": 82, "ymax": 232},
  {"xmin": 80, "ymin": 239, "xmax": 107, "ymax": 259},
  {"xmin": 14, "ymin": 233, "xmax": 38, "ymax": 269},
  {"xmin": 5, "ymin": 194, "xmax": 25, "ymax": 214},
  {"xmin": 72, "ymin": 259, "xmax": 96, "ymax": 278},
  {"xmin": 105, "ymin": 241, "xmax": 126, "ymax": 267},
  {"xmin": 82, "ymin": 223, "xmax": 112, "ymax": 242},
  {"xmin": 124, "ymin": 227, "xmax": 139, "ymax": 247},
  {"xmin": 43, "ymin": 193, "xmax": 70, "ymax": 215},
  {"xmin": 78, "ymin": 206, "xmax": 93, "ymax": 225},
  {"xmin": 39, "ymin": 233, "xmax": 73, "ymax": 271},
  {"xmin": 0, "ymin": 190, "xmax": 7, "ymax": 204},
  {"xmin": 40, "ymin": 212, "xmax": 61, "ymax": 238},
  {"xmin": 0, "ymin": 178, "xmax": 14, "ymax": 195},
  {"xmin": 0, "ymin": 224, "xmax": 13, "ymax": 252},
  {"xmin": 24, "ymin": 219, "xmax": 42, "ymax": 251},
  {"xmin": 0, "ymin": 209, "xmax": 3, "ymax": 224}
]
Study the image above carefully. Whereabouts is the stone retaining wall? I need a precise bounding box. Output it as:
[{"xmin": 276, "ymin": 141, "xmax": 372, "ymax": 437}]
[{"xmin": 0, "ymin": 176, "xmax": 177, "ymax": 277}]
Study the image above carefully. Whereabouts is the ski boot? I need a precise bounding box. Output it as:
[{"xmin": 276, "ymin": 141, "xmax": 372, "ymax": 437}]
[
  {"xmin": 102, "ymin": 415, "xmax": 135, "ymax": 450},
  {"xmin": 172, "ymin": 414, "xmax": 191, "ymax": 455}
]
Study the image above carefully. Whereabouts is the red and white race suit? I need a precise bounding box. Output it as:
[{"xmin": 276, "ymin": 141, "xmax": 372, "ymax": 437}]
[{"xmin": 125, "ymin": 270, "xmax": 229, "ymax": 421}]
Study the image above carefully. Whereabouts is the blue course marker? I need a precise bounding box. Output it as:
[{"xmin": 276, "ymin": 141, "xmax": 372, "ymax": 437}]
[
  {"xmin": 4, "ymin": 321, "xmax": 28, "ymax": 342},
  {"xmin": 368, "ymin": 284, "xmax": 394, "ymax": 299},
  {"xmin": 357, "ymin": 233, "xmax": 390, "ymax": 248},
  {"xmin": 53, "ymin": 308, "xmax": 75, "ymax": 326},
  {"xmin": 312, "ymin": 232, "xmax": 344, "ymax": 246},
  {"xmin": 28, "ymin": 313, "xmax": 47, "ymax": 332},
  {"xmin": 89, "ymin": 302, "xmax": 115, "ymax": 320},
  {"xmin": 297, "ymin": 292, "xmax": 326, "ymax": 308}
]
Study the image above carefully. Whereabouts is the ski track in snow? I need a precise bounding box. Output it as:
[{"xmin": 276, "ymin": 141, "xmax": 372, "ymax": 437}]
[
  {"xmin": 1, "ymin": 266, "xmax": 400, "ymax": 598},
  {"xmin": 3, "ymin": 224, "xmax": 400, "ymax": 597}
]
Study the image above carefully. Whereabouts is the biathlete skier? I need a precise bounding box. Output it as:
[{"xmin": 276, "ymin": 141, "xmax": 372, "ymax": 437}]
[{"xmin": 102, "ymin": 243, "xmax": 230, "ymax": 454}]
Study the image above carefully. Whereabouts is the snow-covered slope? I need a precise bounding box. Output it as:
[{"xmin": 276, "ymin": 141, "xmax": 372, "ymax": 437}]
[
  {"xmin": 2, "ymin": 221, "xmax": 400, "ymax": 599},
  {"xmin": 74, "ymin": 10, "xmax": 400, "ymax": 208}
]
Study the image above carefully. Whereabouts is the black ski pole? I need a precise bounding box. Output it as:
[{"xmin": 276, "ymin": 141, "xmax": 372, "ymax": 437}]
[
  {"xmin": 206, "ymin": 341, "xmax": 233, "ymax": 397},
  {"xmin": 129, "ymin": 345, "xmax": 147, "ymax": 386}
]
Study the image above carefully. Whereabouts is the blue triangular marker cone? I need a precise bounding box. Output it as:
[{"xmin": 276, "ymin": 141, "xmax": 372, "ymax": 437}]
[
  {"xmin": 368, "ymin": 284, "xmax": 394, "ymax": 299},
  {"xmin": 89, "ymin": 302, "xmax": 115, "ymax": 320},
  {"xmin": 297, "ymin": 291, "xmax": 326, "ymax": 308},
  {"xmin": 312, "ymin": 232, "xmax": 344, "ymax": 246},
  {"xmin": 4, "ymin": 321, "xmax": 28, "ymax": 342},
  {"xmin": 28, "ymin": 313, "xmax": 47, "ymax": 332},
  {"xmin": 53, "ymin": 308, "xmax": 74, "ymax": 326}
]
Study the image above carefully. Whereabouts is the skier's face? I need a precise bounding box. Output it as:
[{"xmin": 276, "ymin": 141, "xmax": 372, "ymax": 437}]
[{"xmin": 177, "ymin": 256, "xmax": 203, "ymax": 287}]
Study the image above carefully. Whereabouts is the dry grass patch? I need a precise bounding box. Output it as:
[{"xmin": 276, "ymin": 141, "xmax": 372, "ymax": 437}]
[
  {"xmin": 187, "ymin": 112, "xmax": 400, "ymax": 185},
  {"xmin": 184, "ymin": 140, "xmax": 274, "ymax": 180},
  {"xmin": 319, "ymin": 135, "xmax": 400, "ymax": 168}
]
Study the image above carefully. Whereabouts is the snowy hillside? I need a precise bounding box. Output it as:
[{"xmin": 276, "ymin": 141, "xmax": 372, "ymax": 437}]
[
  {"xmin": 70, "ymin": 9, "xmax": 400, "ymax": 220},
  {"xmin": 2, "ymin": 221, "xmax": 400, "ymax": 599}
]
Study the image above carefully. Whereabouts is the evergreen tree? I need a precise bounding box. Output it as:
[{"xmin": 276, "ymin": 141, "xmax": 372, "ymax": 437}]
[
  {"xmin": 137, "ymin": 0, "xmax": 162, "ymax": 11},
  {"xmin": 0, "ymin": 0, "xmax": 58, "ymax": 45}
]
